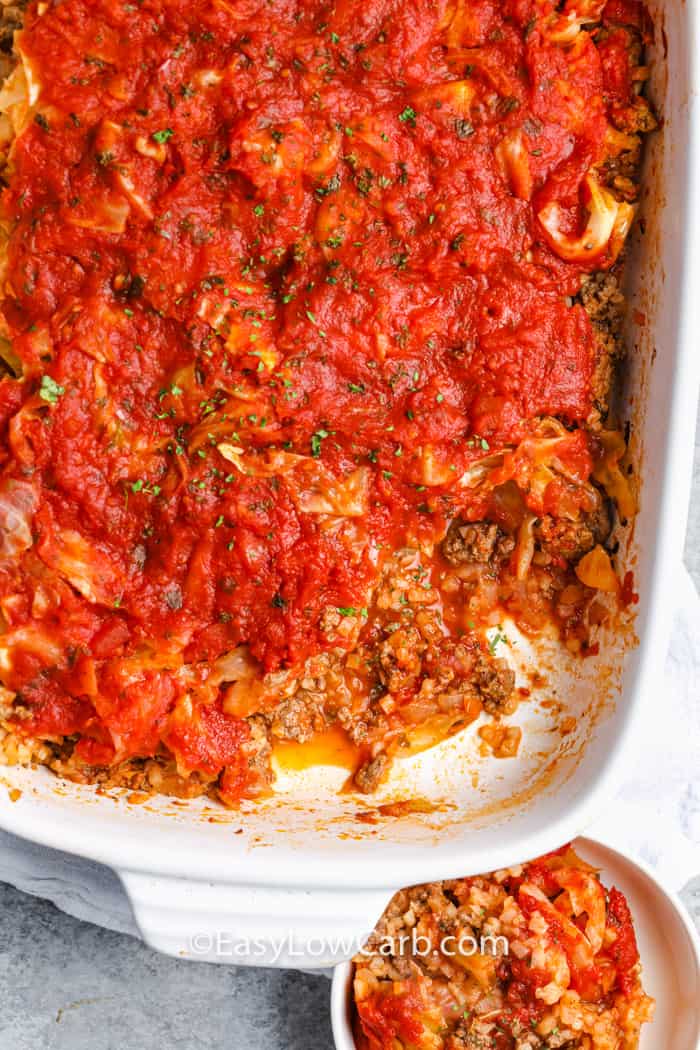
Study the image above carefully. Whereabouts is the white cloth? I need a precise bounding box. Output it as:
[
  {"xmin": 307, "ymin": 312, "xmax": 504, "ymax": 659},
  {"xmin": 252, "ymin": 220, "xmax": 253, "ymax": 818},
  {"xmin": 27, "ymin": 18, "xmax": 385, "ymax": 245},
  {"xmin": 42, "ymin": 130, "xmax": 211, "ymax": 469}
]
[{"xmin": 1, "ymin": 570, "xmax": 699, "ymax": 962}]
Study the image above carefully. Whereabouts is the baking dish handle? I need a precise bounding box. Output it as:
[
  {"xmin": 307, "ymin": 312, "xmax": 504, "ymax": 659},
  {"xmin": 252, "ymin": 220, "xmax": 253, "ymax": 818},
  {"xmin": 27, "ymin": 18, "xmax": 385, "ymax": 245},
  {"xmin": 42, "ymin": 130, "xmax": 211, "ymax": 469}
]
[{"xmin": 119, "ymin": 869, "xmax": 394, "ymax": 968}]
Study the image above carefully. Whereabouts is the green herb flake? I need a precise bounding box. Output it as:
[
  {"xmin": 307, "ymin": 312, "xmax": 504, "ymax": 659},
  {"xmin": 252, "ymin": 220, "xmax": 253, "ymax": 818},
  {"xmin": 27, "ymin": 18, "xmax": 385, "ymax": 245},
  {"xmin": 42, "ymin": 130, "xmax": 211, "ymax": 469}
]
[
  {"xmin": 39, "ymin": 375, "xmax": 65, "ymax": 404},
  {"xmin": 488, "ymin": 624, "xmax": 510, "ymax": 656},
  {"xmin": 398, "ymin": 106, "xmax": 417, "ymax": 127},
  {"xmin": 311, "ymin": 428, "xmax": 330, "ymax": 457}
]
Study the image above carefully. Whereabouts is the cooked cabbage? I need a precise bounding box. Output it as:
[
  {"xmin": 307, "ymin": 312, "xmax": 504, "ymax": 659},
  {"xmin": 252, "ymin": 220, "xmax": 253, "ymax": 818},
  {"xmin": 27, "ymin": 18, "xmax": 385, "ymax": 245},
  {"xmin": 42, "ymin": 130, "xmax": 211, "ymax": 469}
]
[
  {"xmin": 37, "ymin": 528, "xmax": 123, "ymax": 605},
  {"xmin": 0, "ymin": 479, "xmax": 38, "ymax": 558},
  {"xmin": 538, "ymin": 174, "xmax": 634, "ymax": 266}
]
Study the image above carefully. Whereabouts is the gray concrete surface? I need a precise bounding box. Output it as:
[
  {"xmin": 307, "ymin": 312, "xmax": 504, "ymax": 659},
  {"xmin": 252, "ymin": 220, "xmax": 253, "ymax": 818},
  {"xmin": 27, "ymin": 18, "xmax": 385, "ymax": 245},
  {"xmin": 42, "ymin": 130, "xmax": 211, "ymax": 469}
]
[
  {"xmin": 0, "ymin": 407, "xmax": 698, "ymax": 1050},
  {"xmin": 0, "ymin": 881, "xmax": 333, "ymax": 1049}
]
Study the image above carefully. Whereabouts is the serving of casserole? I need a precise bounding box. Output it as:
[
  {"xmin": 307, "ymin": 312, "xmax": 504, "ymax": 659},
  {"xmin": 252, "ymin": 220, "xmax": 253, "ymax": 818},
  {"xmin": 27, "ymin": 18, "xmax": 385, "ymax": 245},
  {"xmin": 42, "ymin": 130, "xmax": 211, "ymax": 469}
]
[
  {"xmin": 350, "ymin": 845, "xmax": 655, "ymax": 1050},
  {"xmin": 332, "ymin": 837, "xmax": 700, "ymax": 1050}
]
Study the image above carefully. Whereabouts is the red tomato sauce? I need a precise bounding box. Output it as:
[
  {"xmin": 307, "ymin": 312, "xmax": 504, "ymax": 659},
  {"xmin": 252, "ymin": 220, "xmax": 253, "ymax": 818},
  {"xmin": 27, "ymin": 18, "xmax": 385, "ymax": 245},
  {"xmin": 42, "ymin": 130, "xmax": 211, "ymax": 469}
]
[
  {"xmin": 0, "ymin": 0, "xmax": 643, "ymax": 780},
  {"xmin": 356, "ymin": 987, "xmax": 427, "ymax": 1048},
  {"xmin": 606, "ymin": 885, "xmax": 641, "ymax": 995}
]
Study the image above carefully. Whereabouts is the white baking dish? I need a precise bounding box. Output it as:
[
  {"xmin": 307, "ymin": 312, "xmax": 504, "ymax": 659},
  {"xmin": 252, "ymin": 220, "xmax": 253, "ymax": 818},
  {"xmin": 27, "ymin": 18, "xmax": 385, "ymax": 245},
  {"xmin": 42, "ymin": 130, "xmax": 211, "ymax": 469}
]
[
  {"xmin": 331, "ymin": 836, "xmax": 700, "ymax": 1050},
  {"xmin": 0, "ymin": 0, "xmax": 697, "ymax": 969}
]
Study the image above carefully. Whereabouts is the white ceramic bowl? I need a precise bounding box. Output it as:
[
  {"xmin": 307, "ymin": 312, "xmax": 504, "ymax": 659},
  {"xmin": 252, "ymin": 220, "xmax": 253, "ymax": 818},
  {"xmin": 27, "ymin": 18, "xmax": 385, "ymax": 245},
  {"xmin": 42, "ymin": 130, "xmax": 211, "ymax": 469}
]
[{"xmin": 331, "ymin": 836, "xmax": 700, "ymax": 1050}]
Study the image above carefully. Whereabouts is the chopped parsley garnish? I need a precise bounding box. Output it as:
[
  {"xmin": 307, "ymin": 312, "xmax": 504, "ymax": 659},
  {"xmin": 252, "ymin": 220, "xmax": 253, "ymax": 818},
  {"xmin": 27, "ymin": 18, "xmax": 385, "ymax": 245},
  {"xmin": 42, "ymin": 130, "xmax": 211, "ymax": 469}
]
[
  {"xmin": 130, "ymin": 478, "xmax": 160, "ymax": 496},
  {"xmin": 398, "ymin": 105, "xmax": 417, "ymax": 127},
  {"xmin": 466, "ymin": 434, "xmax": 490, "ymax": 451},
  {"xmin": 152, "ymin": 128, "xmax": 174, "ymax": 143},
  {"xmin": 488, "ymin": 624, "xmax": 510, "ymax": 655},
  {"xmin": 39, "ymin": 375, "xmax": 65, "ymax": 403},
  {"xmin": 315, "ymin": 173, "xmax": 341, "ymax": 198},
  {"xmin": 310, "ymin": 428, "xmax": 330, "ymax": 457}
]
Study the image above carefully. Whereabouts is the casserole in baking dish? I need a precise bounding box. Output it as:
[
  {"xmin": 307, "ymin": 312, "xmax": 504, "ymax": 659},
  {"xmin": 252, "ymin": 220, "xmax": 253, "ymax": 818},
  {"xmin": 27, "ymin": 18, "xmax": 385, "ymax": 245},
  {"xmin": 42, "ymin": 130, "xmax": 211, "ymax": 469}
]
[
  {"xmin": 0, "ymin": 0, "xmax": 697, "ymax": 967},
  {"xmin": 0, "ymin": 0, "xmax": 660, "ymax": 801}
]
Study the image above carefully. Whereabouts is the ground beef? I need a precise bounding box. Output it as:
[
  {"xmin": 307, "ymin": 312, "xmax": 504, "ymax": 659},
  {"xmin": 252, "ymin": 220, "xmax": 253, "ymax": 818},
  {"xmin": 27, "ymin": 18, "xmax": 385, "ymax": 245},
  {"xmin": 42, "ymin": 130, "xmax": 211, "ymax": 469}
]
[
  {"xmin": 270, "ymin": 694, "xmax": 324, "ymax": 743},
  {"xmin": 534, "ymin": 503, "xmax": 611, "ymax": 564},
  {"xmin": 445, "ymin": 1018, "xmax": 533, "ymax": 1050},
  {"xmin": 0, "ymin": 3, "xmax": 22, "ymax": 59},
  {"xmin": 318, "ymin": 605, "xmax": 361, "ymax": 645},
  {"xmin": 598, "ymin": 123, "xmax": 644, "ymax": 195},
  {"xmin": 612, "ymin": 96, "xmax": 657, "ymax": 135},
  {"xmin": 266, "ymin": 649, "xmax": 350, "ymax": 741},
  {"xmin": 580, "ymin": 271, "xmax": 626, "ymax": 418},
  {"xmin": 581, "ymin": 271, "xmax": 626, "ymax": 336},
  {"xmin": 71, "ymin": 753, "xmax": 215, "ymax": 799},
  {"xmin": 354, "ymin": 751, "xmax": 390, "ymax": 793},
  {"xmin": 472, "ymin": 653, "xmax": 517, "ymax": 716},
  {"xmin": 242, "ymin": 713, "xmax": 273, "ymax": 784},
  {"xmin": 441, "ymin": 520, "xmax": 515, "ymax": 571},
  {"xmin": 370, "ymin": 608, "xmax": 518, "ymax": 733},
  {"xmin": 336, "ymin": 705, "xmax": 371, "ymax": 744},
  {"xmin": 377, "ymin": 625, "xmax": 426, "ymax": 693}
]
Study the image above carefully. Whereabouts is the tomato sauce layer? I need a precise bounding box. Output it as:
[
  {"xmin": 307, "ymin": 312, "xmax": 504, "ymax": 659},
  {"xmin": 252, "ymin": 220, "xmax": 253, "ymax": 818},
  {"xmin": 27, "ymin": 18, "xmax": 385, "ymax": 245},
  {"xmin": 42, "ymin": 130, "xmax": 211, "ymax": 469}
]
[{"xmin": 0, "ymin": 0, "xmax": 642, "ymax": 775}]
